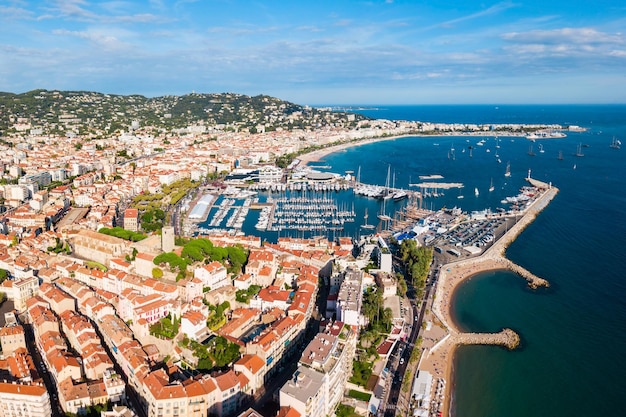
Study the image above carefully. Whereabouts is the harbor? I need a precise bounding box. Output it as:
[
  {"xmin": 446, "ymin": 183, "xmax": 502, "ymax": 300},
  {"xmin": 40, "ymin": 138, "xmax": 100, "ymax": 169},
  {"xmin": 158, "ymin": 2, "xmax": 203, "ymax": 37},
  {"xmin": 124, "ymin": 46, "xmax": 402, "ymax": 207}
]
[{"xmin": 183, "ymin": 175, "xmax": 425, "ymax": 240}]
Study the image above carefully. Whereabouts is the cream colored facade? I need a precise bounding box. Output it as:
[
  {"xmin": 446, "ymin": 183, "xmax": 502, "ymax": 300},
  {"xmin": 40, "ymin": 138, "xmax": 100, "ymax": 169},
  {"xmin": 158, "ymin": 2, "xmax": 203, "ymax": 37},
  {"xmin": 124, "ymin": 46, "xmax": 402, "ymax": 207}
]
[
  {"xmin": 71, "ymin": 229, "xmax": 128, "ymax": 267},
  {"xmin": 0, "ymin": 382, "xmax": 52, "ymax": 417},
  {"xmin": 6, "ymin": 276, "xmax": 40, "ymax": 311},
  {"xmin": 0, "ymin": 325, "xmax": 26, "ymax": 356}
]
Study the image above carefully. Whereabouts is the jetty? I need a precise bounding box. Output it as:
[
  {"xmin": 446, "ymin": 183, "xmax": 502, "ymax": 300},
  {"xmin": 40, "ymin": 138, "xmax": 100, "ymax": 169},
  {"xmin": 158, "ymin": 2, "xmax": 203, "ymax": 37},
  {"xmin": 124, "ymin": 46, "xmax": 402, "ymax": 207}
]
[{"xmin": 457, "ymin": 328, "xmax": 520, "ymax": 350}]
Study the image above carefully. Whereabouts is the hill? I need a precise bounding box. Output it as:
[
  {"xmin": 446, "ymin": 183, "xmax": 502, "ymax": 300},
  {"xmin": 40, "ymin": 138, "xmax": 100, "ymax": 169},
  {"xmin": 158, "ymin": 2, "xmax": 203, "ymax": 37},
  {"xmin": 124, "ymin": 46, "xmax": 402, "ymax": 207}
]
[{"xmin": 0, "ymin": 89, "xmax": 366, "ymax": 137}]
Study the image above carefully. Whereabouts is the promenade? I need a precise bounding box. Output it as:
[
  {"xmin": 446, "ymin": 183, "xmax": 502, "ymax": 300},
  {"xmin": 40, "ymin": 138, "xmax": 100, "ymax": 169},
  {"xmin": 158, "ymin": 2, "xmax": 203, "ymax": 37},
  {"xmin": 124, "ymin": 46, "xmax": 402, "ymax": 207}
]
[{"xmin": 421, "ymin": 179, "xmax": 558, "ymax": 417}]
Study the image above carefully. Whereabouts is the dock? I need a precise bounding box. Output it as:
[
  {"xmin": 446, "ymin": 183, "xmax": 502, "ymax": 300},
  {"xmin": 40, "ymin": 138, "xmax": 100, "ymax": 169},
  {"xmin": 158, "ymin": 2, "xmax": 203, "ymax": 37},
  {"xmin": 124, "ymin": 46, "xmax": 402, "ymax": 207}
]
[{"xmin": 409, "ymin": 181, "xmax": 464, "ymax": 189}]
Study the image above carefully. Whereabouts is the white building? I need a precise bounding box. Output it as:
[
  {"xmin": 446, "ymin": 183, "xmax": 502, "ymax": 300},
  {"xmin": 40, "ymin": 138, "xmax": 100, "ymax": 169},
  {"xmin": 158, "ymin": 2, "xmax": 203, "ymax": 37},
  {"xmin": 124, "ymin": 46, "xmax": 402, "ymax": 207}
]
[
  {"xmin": 376, "ymin": 236, "xmax": 393, "ymax": 273},
  {"xmin": 279, "ymin": 366, "xmax": 326, "ymax": 417},
  {"xmin": 194, "ymin": 261, "xmax": 229, "ymax": 290},
  {"xmin": 180, "ymin": 310, "xmax": 209, "ymax": 341},
  {"xmin": 257, "ymin": 166, "xmax": 283, "ymax": 183},
  {"xmin": 411, "ymin": 370, "xmax": 433, "ymax": 416},
  {"xmin": 297, "ymin": 330, "xmax": 354, "ymax": 415},
  {"xmin": 336, "ymin": 268, "xmax": 363, "ymax": 327},
  {"xmin": 0, "ymin": 382, "xmax": 52, "ymax": 417}
]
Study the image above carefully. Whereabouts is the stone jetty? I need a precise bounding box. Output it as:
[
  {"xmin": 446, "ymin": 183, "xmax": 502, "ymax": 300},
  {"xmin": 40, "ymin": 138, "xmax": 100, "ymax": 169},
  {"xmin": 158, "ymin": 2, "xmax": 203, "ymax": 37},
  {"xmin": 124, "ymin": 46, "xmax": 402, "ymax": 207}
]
[
  {"xmin": 502, "ymin": 258, "xmax": 549, "ymax": 289},
  {"xmin": 456, "ymin": 328, "xmax": 520, "ymax": 350}
]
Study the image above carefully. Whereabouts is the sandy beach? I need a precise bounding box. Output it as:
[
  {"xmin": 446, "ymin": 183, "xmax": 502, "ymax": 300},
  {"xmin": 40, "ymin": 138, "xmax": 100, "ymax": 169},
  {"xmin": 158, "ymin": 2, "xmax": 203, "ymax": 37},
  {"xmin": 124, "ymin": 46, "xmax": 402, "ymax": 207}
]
[
  {"xmin": 297, "ymin": 130, "xmax": 532, "ymax": 165},
  {"xmin": 297, "ymin": 134, "xmax": 412, "ymax": 164},
  {"xmin": 422, "ymin": 182, "xmax": 557, "ymax": 417}
]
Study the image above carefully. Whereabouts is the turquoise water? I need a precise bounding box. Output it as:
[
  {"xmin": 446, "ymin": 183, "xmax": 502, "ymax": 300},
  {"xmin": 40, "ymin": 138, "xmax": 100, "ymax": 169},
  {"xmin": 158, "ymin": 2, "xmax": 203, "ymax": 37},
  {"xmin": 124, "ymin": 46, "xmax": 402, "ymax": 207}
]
[{"xmin": 318, "ymin": 105, "xmax": 626, "ymax": 416}]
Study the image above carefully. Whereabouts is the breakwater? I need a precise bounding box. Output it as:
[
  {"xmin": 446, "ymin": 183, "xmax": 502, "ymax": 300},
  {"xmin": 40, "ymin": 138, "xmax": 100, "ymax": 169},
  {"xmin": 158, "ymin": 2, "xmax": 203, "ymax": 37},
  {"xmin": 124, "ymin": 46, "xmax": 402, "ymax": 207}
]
[{"xmin": 455, "ymin": 328, "xmax": 520, "ymax": 350}]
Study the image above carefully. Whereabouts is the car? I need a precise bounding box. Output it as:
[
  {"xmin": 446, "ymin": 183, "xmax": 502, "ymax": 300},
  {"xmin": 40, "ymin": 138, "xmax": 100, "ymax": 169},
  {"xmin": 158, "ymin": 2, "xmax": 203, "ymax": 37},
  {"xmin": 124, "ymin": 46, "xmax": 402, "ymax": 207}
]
[{"xmin": 400, "ymin": 358, "xmax": 405, "ymax": 365}]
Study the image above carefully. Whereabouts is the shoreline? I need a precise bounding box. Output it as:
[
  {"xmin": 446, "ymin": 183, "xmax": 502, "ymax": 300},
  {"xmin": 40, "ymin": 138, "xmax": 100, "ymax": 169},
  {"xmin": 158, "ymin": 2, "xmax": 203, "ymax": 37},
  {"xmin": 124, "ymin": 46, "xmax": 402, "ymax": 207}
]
[
  {"xmin": 429, "ymin": 181, "xmax": 557, "ymax": 417},
  {"xmin": 296, "ymin": 131, "xmax": 564, "ymax": 165},
  {"xmin": 297, "ymin": 134, "xmax": 409, "ymax": 164},
  {"xmin": 295, "ymin": 138, "xmax": 558, "ymax": 417}
]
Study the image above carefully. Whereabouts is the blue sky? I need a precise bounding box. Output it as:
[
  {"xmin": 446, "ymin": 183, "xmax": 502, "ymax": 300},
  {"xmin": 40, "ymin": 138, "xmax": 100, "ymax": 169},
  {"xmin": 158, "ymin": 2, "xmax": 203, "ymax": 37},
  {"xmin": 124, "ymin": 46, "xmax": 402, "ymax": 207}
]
[{"xmin": 1, "ymin": 0, "xmax": 625, "ymax": 104}]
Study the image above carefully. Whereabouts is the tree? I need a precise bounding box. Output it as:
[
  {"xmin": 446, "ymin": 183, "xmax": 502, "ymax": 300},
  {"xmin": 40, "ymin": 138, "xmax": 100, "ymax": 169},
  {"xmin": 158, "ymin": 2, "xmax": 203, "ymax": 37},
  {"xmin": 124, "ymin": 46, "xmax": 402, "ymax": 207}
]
[{"xmin": 397, "ymin": 273, "xmax": 407, "ymax": 297}]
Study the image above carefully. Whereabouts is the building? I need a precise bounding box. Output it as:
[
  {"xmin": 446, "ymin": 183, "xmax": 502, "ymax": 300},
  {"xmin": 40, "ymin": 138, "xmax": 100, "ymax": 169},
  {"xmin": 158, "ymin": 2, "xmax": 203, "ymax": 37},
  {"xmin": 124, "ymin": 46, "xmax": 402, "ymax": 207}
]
[
  {"xmin": 161, "ymin": 226, "xmax": 175, "ymax": 253},
  {"xmin": 0, "ymin": 382, "xmax": 52, "ymax": 417},
  {"xmin": 233, "ymin": 354, "xmax": 266, "ymax": 396},
  {"xmin": 140, "ymin": 369, "xmax": 219, "ymax": 417},
  {"xmin": 70, "ymin": 229, "xmax": 128, "ymax": 267},
  {"xmin": 279, "ymin": 366, "xmax": 325, "ymax": 417},
  {"xmin": 291, "ymin": 325, "xmax": 355, "ymax": 417},
  {"xmin": 375, "ymin": 236, "xmax": 393, "ymax": 273},
  {"xmin": 411, "ymin": 370, "xmax": 433, "ymax": 416},
  {"xmin": 336, "ymin": 268, "xmax": 363, "ymax": 327},
  {"xmin": 194, "ymin": 261, "xmax": 229, "ymax": 290},
  {"xmin": 102, "ymin": 406, "xmax": 136, "ymax": 417},
  {"xmin": 3, "ymin": 276, "xmax": 40, "ymax": 312},
  {"xmin": 0, "ymin": 324, "xmax": 26, "ymax": 357},
  {"xmin": 375, "ymin": 271, "xmax": 397, "ymax": 298},
  {"xmin": 123, "ymin": 208, "xmax": 139, "ymax": 232}
]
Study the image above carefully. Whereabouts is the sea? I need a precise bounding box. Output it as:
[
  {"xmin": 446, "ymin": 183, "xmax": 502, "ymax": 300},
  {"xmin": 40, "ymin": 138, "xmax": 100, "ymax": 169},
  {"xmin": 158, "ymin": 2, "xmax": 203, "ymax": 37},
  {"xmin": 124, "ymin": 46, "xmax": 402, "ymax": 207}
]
[
  {"xmin": 198, "ymin": 104, "xmax": 626, "ymax": 416},
  {"xmin": 324, "ymin": 105, "xmax": 626, "ymax": 417}
]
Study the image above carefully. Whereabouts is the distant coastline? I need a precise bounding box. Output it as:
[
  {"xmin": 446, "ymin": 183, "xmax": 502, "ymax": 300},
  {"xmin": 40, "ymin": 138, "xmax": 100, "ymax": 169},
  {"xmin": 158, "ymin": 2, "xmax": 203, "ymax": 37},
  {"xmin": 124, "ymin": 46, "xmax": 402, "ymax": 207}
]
[
  {"xmin": 297, "ymin": 130, "xmax": 570, "ymax": 166},
  {"xmin": 297, "ymin": 134, "xmax": 409, "ymax": 164}
]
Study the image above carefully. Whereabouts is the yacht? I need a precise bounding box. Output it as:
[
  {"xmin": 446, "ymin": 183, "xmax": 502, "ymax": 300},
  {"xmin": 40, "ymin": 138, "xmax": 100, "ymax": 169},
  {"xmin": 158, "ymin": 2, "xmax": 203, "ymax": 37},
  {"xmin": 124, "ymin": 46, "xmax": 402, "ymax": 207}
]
[{"xmin": 610, "ymin": 136, "xmax": 621, "ymax": 149}]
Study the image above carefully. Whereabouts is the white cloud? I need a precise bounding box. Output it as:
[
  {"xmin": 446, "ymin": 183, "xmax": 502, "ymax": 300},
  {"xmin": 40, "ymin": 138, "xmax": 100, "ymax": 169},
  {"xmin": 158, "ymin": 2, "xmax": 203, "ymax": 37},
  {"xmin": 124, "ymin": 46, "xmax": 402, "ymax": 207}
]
[
  {"xmin": 502, "ymin": 27, "xmax": 624, "ymax": 44},
  {"xmin": 51, "ymin": 0, "xmax": 96, "ymax": 20},
  {"xmin": 0, "ymin": 5, "xmax": 34, "ymax": 20},
  {"xmin": 438, "ymin": 1, "xmax": 519, "ymax": 28},
  {"xmin": 500, "ymin": 27, "xmax": 626, "ymax": 65},
  {"xmin": 52, "ymin": 28, "xmax": 132, "ymax": 50}
]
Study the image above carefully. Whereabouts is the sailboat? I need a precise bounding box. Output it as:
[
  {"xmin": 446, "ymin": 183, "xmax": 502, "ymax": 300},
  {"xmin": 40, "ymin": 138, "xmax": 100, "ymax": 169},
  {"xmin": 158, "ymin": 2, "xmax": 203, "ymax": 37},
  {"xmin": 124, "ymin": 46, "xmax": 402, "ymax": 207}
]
[
  {"xmin": 539, "ymin": 144, "xmax": 545, "ymax": 153},
  {"xmin": 361, "ymin": 208, "xmax": 375, "ymax": 230},
  {"xmin": 474, "ymin": 187, "xmax": 479, "ymax": 197},
  {"xmin": 575, "ymin": 143, "xmax": 585, "ymax": 157},
  {"xmin": 528, "ymin": 144, "xmax": 536, "ymax": 156},
  {"xmin": 504, "ymin": 161, "xmax": 511, "ymax": 177},
  {"xmin": 489, "ymin": 178, "xmax": 495, "ymax": 192},
  {"xmin": 383, "ymin": 165, "xmax": 393, "ymax": 200},
  {"xmin": 610, "ymin": 136, "xmax": 621, "ymax": 149},
  {"xmin": 457, "ymin": 187, "xmax": 464, "ymax": 199},
  {"xmin": 558, "ymin": 150, "xmax": 564, "ymax": 160}
]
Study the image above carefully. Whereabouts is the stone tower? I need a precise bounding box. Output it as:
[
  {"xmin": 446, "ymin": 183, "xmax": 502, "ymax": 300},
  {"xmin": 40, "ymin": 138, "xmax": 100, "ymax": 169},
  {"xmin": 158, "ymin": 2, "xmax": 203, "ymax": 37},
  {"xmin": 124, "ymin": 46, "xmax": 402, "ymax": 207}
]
[{"xmin": 161, "ymin": 226, "xmax": 175, "ymax": 253}]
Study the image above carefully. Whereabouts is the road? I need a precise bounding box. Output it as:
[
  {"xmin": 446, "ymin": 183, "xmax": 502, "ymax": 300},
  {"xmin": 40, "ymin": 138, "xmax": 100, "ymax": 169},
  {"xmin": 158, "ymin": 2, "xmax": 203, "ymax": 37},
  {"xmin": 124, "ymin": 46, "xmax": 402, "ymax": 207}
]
[
  {"xmin": 382, "ymin": 261, "xmax": 436, "ymax": 417},
  {"xmin": 21, "ymin": 321, "xmax": 64, "ymax": 417}
]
